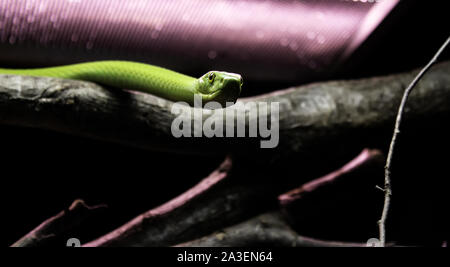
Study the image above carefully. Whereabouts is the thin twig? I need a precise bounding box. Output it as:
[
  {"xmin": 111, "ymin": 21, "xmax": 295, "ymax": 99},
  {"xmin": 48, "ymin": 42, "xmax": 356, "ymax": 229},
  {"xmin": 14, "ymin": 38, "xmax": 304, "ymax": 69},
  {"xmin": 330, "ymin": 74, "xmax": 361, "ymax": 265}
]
[{"xmin": 379, "ymin": 36, "xmax": 450, "ymax": 246}]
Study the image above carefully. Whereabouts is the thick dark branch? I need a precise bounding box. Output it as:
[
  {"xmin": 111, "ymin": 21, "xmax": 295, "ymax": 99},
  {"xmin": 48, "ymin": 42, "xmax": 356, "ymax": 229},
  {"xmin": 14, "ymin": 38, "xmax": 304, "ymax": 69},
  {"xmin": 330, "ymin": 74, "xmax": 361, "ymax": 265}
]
[
  {"xmin": 176, "ymin": 212, "xmax": 366, "ymax": 247},
  {"xmin": 1, "ymin": 61, "xmax": 449, "ymax": 156},
  {"xmin": 11, "ymin": 199, "xmax": 107, "ymax": 247}
]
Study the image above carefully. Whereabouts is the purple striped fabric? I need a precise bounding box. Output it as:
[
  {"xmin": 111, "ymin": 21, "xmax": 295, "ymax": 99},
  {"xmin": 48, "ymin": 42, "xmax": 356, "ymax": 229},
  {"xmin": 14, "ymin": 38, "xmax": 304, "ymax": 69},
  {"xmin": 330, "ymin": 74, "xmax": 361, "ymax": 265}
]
[{"xmin": 0, "ymin": 0, "xmax": 398, "ymax": 82}]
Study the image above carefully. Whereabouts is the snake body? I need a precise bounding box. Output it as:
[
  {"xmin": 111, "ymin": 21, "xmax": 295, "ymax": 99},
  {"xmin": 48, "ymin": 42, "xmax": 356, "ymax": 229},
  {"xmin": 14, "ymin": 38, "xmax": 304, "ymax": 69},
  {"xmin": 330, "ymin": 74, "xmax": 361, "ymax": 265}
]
[{"xmin": 0, "ymin": 61, "xmax": 242, "ymax": 106}]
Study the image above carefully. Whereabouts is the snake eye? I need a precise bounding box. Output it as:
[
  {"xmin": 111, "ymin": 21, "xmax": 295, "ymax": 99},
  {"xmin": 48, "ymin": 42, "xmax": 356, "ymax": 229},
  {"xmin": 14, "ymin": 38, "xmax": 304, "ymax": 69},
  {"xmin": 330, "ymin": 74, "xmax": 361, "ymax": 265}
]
[{"xmin": 208, "ymin": 72, "xmax": 215, "ymax": 83}]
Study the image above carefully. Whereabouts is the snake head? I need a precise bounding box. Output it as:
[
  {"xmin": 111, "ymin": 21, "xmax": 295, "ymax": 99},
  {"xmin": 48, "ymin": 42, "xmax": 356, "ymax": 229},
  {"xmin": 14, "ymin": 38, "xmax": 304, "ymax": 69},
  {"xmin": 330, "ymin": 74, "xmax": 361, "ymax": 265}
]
[{"xmin": 196, "ymin": 71, "xmax": 243, "ymax": 106}]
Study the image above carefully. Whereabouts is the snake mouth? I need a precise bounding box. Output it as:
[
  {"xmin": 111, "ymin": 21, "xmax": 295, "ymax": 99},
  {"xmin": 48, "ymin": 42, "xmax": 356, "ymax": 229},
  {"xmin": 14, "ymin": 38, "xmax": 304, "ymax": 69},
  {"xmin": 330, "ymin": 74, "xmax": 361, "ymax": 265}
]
[{"xmin": 208, "ymin": 75, "xmax": 242, "ymax": 106}]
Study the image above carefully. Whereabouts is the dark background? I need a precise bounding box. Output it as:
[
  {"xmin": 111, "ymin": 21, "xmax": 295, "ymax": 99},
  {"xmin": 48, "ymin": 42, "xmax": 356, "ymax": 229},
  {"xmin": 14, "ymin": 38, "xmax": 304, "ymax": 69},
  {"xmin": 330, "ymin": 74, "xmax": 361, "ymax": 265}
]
[{"xmin": 2, "ymin": 1, "xmax": 449, "ymax": 246}]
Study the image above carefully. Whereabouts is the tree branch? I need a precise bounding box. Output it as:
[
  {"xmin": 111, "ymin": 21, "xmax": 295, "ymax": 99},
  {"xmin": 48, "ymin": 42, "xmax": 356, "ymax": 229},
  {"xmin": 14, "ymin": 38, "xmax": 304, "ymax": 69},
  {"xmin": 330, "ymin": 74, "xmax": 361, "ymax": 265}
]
[
  {"xmin": 380, "ymin": 37, "xmax": 450, "ymax": 246},
  {"xmin": 176, "ymin": 212, "xmax": 366, "ymax": 247},
  {"xmin": 11, "ymin": 199, "xmax": 107, "ymax": 247},
  {"xmin": 83, "ymin": 156, "xmax": 284, "ymax": 247},
  {"xmin": 279, "ymin": 148, "xmax": 383, "ymax": 206},
  {"xmin": 1, "ymin": 61, "xmax": 449, "ymax": 157}
]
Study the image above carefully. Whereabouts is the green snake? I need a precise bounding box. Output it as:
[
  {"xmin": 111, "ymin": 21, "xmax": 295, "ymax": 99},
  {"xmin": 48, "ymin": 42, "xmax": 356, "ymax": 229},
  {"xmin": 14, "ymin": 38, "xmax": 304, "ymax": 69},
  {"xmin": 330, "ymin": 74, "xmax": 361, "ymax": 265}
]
[{"xmin": 0, "ymin": 61, "xmax": 243, "ymax": 106}]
